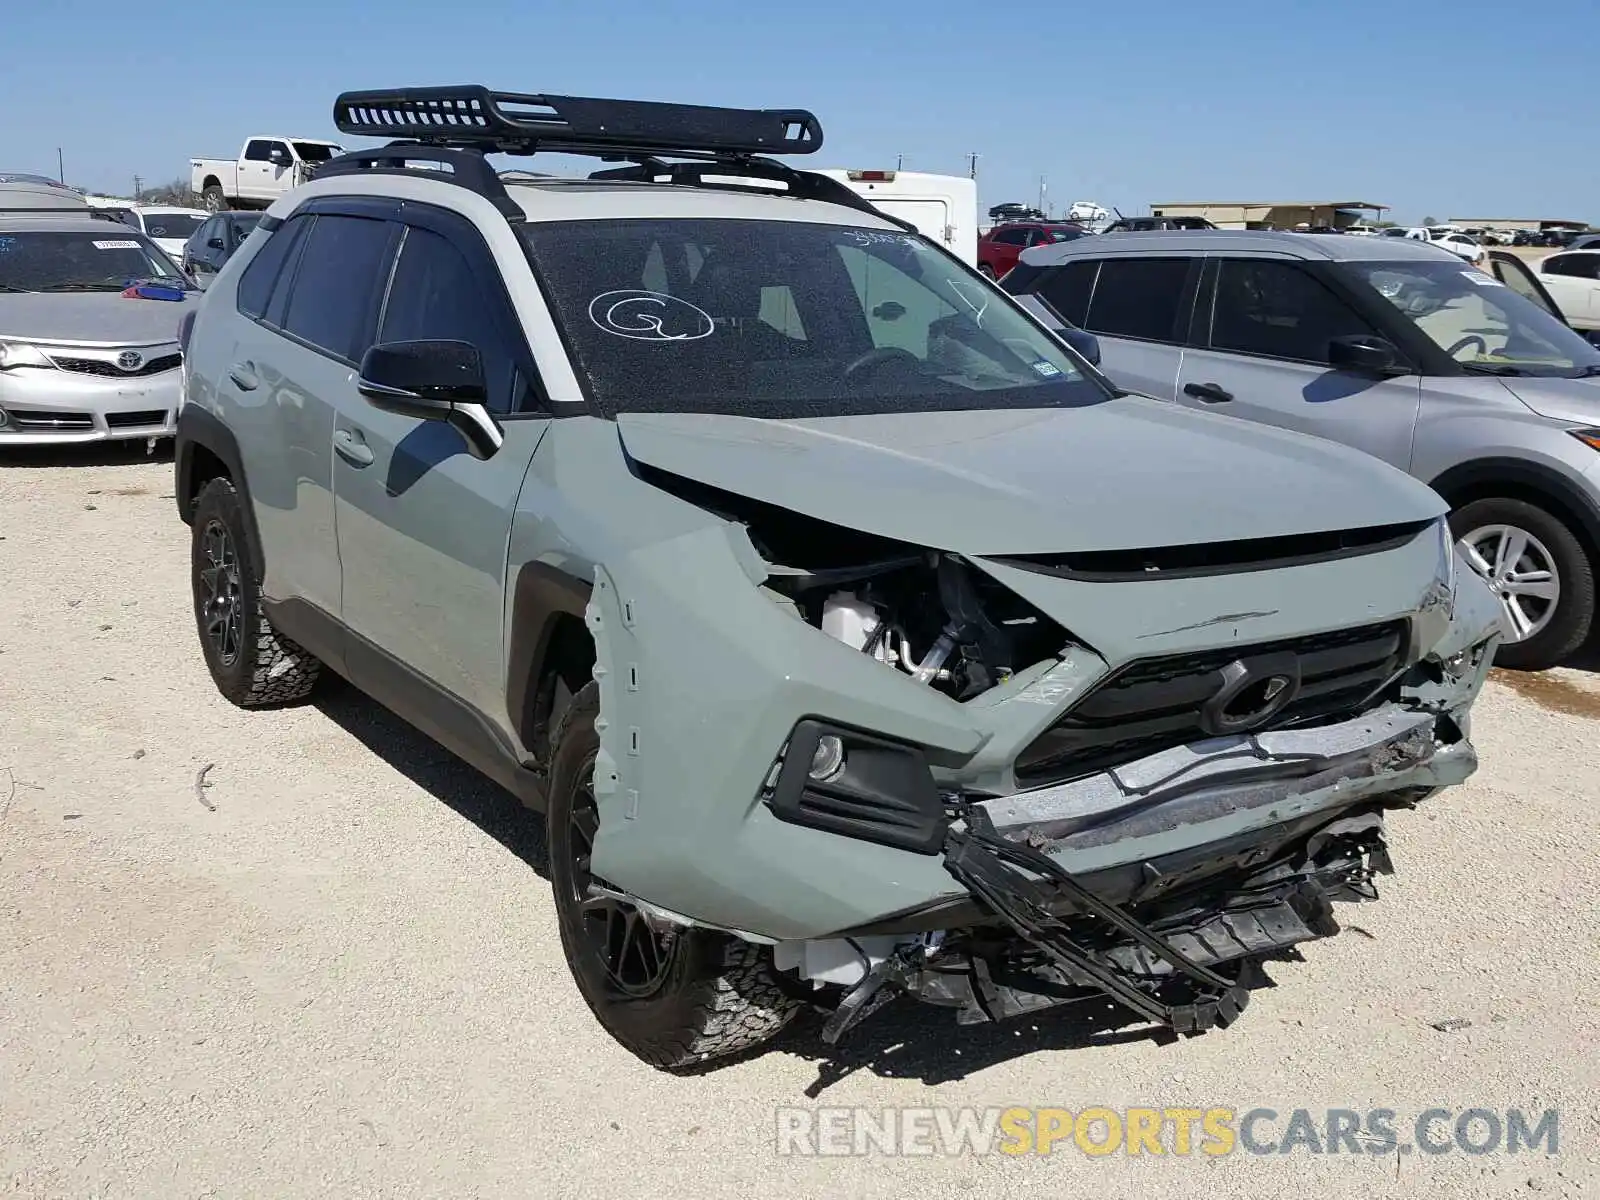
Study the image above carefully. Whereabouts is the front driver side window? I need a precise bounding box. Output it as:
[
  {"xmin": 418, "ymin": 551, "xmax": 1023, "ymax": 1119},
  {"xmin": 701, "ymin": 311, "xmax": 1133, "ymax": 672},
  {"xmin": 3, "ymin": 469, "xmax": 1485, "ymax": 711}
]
[
  {"xmin": 1209, "ymin": 259, "xmax": 1378, "ymax": 364},
  {"xmin": 377, "ymin": 226, "xmax": 525, "ymax": 414}
]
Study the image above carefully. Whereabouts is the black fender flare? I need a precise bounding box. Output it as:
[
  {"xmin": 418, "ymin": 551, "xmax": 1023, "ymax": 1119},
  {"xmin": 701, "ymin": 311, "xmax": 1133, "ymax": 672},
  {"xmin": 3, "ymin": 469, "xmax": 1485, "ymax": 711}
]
[
  {"xmin": 1428, "ymin": 457, "xmax": 1600, "ymax": 556},
  {"xmin": 505, "ymin": 561, "xmax": 594, "ymax": 758},
  {"xmin": 174, "ymin": 404, "xmax": 266, "ymax": 579}
]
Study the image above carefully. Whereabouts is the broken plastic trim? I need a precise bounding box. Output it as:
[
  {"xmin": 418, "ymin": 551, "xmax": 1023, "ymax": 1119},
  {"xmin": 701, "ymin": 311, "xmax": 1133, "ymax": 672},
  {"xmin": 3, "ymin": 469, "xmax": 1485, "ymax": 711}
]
[{"xmin": 942, "ymin": 825, "xmax": 1251, "ymax": 1035}]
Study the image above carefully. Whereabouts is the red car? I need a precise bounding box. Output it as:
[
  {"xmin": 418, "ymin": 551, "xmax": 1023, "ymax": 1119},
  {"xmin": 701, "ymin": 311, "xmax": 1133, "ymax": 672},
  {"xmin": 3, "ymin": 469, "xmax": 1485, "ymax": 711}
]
[{"xmin": 978, "ymin": 222, "xmax": 1091, "ymax": 279}]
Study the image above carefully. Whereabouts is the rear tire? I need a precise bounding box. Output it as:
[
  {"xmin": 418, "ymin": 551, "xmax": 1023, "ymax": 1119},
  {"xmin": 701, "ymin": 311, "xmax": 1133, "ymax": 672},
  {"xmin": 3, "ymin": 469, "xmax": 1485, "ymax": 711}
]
[
  {"xmin": 200, "ymin": 184, "xmax": 227, "ymax": 212},
  {"xmin": 547, "ymin": 682, "xmax": 799, "ymax": 1070},
  {"xmin": 1451, "ymin": 496, "xmax": 1594, "ymax": 671},
  {"xmin": 190, "ymin": 477, "xmax": 322, "ymax": 707},
  {"xmin": 978, "ymin": 263, "xmax": 997, "ymax": 280}
]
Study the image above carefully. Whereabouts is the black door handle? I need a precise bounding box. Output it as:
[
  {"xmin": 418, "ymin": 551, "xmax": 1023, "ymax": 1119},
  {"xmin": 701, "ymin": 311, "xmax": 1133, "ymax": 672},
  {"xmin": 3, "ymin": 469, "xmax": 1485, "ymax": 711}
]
[{"xmin": 1184, "ymin": 381, "xmax": 1234, "ymax": 404}]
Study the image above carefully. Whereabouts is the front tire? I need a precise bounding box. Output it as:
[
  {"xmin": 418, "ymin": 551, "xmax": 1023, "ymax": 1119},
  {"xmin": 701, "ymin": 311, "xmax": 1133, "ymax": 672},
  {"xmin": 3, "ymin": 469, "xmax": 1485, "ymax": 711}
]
[
  {"xmin": 1451, "ymin": 496, "xmax": 1595, "ymax": 671},
  {"xmin": 190, "ymin": 477, "xmax": 322, "ymax": 707},
  {"xmin": 547, "ymin": 682, "xmax": 799, "ymax": 1070}
]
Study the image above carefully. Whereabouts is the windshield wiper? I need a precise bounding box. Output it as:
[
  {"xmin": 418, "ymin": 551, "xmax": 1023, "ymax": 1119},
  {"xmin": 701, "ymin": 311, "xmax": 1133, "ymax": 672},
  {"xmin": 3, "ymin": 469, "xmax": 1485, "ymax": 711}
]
[
  {"xmin": 1459, "ymin": 362, "xmax": 1531, "ymax": 376},
  {"xmin": 34, "ymin": 281, "xmax": 124, "ymax": 293}
]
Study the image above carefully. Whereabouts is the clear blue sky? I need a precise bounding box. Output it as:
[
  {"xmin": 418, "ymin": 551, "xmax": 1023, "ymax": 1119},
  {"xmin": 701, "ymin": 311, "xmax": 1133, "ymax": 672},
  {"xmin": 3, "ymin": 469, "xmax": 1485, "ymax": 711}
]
[{"xmin": 5, "ymin": 0, "xmax": 1594, "ymax": 225}]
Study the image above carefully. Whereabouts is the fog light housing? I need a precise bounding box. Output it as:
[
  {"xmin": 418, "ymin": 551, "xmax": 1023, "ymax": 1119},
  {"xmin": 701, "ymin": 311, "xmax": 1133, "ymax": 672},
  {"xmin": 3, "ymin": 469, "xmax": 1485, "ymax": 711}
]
[
  {"xmin": 809, "ymin": 735, "xmax": 845, "ymax": 782},
  {"xmin": 769, "ymin": 720, "xmax": 945, "ymax": 854}
]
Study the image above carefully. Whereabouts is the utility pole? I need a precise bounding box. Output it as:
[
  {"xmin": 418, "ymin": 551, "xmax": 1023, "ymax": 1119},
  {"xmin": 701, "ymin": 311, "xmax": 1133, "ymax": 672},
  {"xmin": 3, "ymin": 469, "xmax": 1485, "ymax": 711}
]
[
  {"xmin": 1038, "ymin": 175, "xmax": 1048, "ymax": 217},
  {"xmin": 132, "ymin": 175, "xmax": 143, "ymax": 201},
  {"xmin": 895, "ymin": 153, "xmax": 904, "ymax": 171},
  {"xmin": 967, "ymin": 152, "xmax": 979, "ymax": 180},
  {"xmin": 56, "ymin": 148, "xmax": 64, "ymax": 184}
]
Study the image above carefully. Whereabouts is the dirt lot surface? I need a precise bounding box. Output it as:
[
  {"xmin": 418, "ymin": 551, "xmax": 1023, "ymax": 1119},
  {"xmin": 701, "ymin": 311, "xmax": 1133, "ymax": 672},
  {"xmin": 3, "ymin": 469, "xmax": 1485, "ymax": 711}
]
[{"xmin": 2, "ymin": 448, "xmax": 1597, "ymax": 1199}]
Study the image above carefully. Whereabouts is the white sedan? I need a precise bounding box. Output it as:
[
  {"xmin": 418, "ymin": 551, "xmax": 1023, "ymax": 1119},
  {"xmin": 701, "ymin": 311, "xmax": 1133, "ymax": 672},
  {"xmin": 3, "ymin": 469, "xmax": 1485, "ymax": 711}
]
[
  {"xmin": 123, "ymin": 206, "xmax": 210, "ymax": 264},
  {"xmin": 1426, "ymin": 231, "xmax": 1487, "ymax": 265},
  {"xmin": 1535, "ymin": 250, "xmax": 1600, "ymax": 332}
]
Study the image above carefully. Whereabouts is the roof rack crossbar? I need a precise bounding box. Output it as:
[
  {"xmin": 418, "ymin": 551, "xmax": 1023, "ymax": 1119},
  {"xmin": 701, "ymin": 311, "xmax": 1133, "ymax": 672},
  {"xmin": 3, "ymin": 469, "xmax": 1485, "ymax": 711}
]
[
  {"xmin": 312, "ymin": 143, "xmax": 527, "ymax": 220},
  {"xmin": 332, "ymin": 86, "xmax": 823, "ymax": 159},
  {"xmin": 583, "ymin": 159, "xmax": 918, "ymax": 234}
]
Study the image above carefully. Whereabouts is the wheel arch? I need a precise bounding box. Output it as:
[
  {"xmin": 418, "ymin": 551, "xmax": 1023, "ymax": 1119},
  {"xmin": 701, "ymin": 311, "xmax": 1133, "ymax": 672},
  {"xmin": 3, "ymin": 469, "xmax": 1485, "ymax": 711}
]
[
  {"xmin": 174, "ymin": 404, "xmax": 265, "ymax": 579},
  {"xmin": 1429, "ymin": 457, "xmax": 1600, "ymax": 565},
  {"xmin": 506, "ymin": 562, "xmax": 596, "ymax": 763}
]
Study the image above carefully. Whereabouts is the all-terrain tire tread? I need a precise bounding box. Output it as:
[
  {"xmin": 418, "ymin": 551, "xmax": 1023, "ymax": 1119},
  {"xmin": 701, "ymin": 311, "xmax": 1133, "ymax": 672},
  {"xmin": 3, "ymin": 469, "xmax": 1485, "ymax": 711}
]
[
  {"xmin": 192, "ymin": 477, "xmax": 321, "ymax": 708},
  {"xmin": 548, "ymin": 681, "xmax": 800, "ymax": 1071}
]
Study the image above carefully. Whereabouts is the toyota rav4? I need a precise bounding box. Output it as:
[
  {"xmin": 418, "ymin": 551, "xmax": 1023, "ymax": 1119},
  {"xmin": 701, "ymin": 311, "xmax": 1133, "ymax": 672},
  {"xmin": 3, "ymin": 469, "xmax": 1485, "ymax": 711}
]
[{"xmin": 174, "ymin": 86, "xmax": 1500, "ymax": 1070}]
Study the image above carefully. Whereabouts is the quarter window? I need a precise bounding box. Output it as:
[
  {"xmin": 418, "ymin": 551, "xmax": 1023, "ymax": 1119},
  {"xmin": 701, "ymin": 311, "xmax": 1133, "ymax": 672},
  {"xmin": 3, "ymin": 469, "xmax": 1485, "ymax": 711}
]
[
  {"xmin": 235, "ymin": 214, "xmax": 308, "ymax": 318},
  {"xmin": 1209, "ymin": 259, "xmax": 1378, "ymax": 363},
  {"xmin": 1082, "ymin": 257, "xmax": 1192, "ymax": 342},
  {"xmin": 278, "ymin": 215, "xmax": 394, "ymax": 361},
  {"xmin": 378, "ymin": 226, "xmax": 524, "ymax": 414},
  {"xmin": 1035, "ymin": 260, "xmax": 1098, "ymax": 326}
]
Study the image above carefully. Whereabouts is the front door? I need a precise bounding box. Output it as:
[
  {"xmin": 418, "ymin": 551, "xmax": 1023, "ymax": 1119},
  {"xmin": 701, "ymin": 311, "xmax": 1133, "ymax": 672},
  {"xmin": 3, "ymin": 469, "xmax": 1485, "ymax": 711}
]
[
  {"xmin": 1175, "ymin": 255, "xmax": 1421, "ymax": 469},
  {"xmin": 332, "ymin": 213, "xmax": 550, "ymax": 734}
]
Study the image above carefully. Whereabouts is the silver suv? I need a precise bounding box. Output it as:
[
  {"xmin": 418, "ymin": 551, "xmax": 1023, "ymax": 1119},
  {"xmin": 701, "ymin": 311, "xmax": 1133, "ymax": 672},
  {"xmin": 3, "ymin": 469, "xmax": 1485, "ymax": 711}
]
[
  {"xmin": 174, "ymin": 87, "xmax": 1498, "ymax": 1070},
  {"xmin": 1004, "ymin": 230, "xmax": 1600, "ymax": 670}
]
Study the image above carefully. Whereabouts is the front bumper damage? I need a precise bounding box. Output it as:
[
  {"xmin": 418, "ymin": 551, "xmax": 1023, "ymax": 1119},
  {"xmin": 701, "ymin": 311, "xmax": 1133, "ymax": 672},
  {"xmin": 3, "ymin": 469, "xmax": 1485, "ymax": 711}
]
[{"xmin": 813, "ymin": 704, "xmax": 1478, "ymax": 1044}]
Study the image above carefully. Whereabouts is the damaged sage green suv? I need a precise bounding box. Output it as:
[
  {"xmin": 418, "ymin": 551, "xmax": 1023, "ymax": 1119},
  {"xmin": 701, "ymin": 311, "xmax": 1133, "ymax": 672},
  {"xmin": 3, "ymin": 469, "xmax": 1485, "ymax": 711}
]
[{"xmin": 174, "ymin": 87, "xmax": 1501, "ymax": 1069}]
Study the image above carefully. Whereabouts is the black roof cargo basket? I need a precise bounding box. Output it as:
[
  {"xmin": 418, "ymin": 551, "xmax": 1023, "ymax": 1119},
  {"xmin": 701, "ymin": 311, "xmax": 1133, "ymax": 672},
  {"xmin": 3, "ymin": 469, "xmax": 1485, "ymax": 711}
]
[
  {"xmin": 332, "ymin": 86, "xmax": 823, "ymax": 159},
  {"xmin": 316, "ymin": 84, "xmax": 915, "ymax": 236}
]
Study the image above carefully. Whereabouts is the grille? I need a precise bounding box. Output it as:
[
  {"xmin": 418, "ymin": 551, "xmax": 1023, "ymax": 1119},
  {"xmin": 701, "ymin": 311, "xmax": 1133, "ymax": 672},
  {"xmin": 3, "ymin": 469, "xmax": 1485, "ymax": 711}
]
[
  {"xmin": 993, "ymin": 521, "xmax": 1431, "ymax": 582},
  {"xmin": 50, "ymin": 353, "xmax": 182, "ymax": 378},
  {"xmin": 4, "ymin": 409, "xmax": 94, "ymax": 431},
  {"xmin": 104, "ymin": 410, "xmax": 169, "ymax": 429},
  {"xmin": 1014, "ymin": 620, "xmax": 1410, "ymax": 788}
]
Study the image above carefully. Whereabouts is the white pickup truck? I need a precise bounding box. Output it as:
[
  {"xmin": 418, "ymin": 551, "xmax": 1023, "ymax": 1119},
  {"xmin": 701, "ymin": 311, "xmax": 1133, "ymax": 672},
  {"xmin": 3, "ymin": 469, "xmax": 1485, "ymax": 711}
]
[{"xmin": 190, "ymin": 136, "xmax": 344, "ymax": 212}]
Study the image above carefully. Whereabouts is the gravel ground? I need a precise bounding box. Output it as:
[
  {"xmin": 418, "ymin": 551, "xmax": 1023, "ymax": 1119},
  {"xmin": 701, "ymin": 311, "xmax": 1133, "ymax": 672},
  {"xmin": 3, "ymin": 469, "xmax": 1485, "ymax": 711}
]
[{"xmin": 1, "ymin": 447, "xmax": 1597, "ymax": 1199}]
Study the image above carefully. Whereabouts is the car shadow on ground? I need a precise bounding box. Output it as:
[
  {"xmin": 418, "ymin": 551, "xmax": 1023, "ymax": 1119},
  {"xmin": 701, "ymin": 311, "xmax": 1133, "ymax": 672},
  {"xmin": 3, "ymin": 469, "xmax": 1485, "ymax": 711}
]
[
  {"xmin": 312, "ymin": 677, "xmax": 550, "ymax": 878},
  {"xmin": 0, "ymin": 441, "xmax": 174, "ymax": 470}
]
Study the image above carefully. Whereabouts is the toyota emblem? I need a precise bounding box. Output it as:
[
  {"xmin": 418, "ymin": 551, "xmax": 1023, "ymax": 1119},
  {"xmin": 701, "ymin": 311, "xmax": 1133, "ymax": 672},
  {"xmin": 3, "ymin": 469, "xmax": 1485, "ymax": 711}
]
[
  {"xmin": 115, "ymin": 351, "xmax": 144, "ymax": 372},
  {"xmin": 1199, "ymin": 653, "xmax": 1303, "ymax": 736}
]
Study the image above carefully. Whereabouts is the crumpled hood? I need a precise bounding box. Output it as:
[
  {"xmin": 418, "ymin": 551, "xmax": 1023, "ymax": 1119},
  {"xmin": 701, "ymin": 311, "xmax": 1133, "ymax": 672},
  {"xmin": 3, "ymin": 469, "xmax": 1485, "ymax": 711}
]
[
  {"xmin": 1497, "ymin": 374, "xmax": 1600, "ymax": 424},
  {"xmin": 617, "ymin": 399, "xmax": 1447, "ymax": 555},
  {"xmin": 0, "ymin": 291, "xmax": 196, "ymax": 346}
]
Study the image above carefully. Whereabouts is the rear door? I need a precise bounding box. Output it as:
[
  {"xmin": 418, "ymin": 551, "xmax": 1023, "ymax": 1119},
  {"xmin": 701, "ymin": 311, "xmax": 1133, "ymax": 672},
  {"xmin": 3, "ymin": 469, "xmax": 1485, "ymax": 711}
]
[
  {"xmin": 1174, "ymin": 254, "xmax": 1421, "ymax": 469},
  {"xmin": 1489, "ymin": 251, "xmax": 1567, "ymax": 323},
  {"xmin": 332, "ymin": 204, "xmax": 551, "ymax": 732},
  {"xmin": 1045, "ymin": 255, "xmax": 1198, "ymax": 400},
  {"xmin": 1537, "ymin": 254, "xmax": 1600, "ymax": 329}
]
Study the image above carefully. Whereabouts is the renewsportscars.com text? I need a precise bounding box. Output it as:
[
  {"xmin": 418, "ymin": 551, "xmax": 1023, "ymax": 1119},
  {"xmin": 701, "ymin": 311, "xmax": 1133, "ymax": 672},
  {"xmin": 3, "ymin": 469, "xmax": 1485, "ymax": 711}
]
[{"xmin": 775, "ymin": 1106, "xmax": 1560, "ymax": 1158}]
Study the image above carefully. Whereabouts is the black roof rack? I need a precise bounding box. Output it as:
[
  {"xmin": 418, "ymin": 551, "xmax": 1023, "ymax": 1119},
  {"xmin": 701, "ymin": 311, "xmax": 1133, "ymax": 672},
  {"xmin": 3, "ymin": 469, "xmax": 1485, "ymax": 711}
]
[
  {"xmin": 332, "ymin": 86, "xmax": 822, "ymax": 159},
  {"xmin": 314, "ymin": 85, "xmax": 917, "ymax": 237}
]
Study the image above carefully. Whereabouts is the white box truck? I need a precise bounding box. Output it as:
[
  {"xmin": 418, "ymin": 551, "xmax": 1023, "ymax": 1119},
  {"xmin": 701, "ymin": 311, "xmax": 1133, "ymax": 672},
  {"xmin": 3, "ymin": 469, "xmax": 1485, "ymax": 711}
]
[{"xmin": 814, "ymin": 169, "xmax": 978, "ymax": 266}]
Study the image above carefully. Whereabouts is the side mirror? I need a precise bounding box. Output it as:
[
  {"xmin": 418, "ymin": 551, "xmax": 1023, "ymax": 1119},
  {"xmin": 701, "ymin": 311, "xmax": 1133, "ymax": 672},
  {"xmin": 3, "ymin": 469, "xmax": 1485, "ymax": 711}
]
[
  {"xmin": 268, "ymin": 147, "xmax": 287, "ymax": 161},
  {"xmin": 207, "ymin": 236, "xmax": 225, "ymax": 250},
  {"xmin": 357, "ymin": 340, "xmax": 504, "ymax": 460},
  {"xmin": 1328, "ymin": 334, "xmax": 1399, "ymax": 373},
  {"xmin": 1059, "ymin": 327, "xmax": 1101, "ymax": 366}
]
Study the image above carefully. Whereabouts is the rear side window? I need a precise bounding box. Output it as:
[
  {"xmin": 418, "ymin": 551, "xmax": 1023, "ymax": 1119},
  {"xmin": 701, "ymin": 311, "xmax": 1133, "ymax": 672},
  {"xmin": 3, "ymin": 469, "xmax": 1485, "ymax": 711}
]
[
  {"xmin": 1036, "ymin": 260, "xmax": 1099, "ymax": 326},
  {"xmin": 1082, "ymin": 258, "xmax": 1192, "ymax": 342},
  {"xmin": 990, "ymin": 228, "xmax": 1031, "ymax": 246},
  {"xmin": 378, "ymin": 226, "xmax": 524, "ymax": 414},
  {"xmin": 236, "ymin": 215, "xmax": 307, "ymax": 318},
  {"xmin": 1209, "ymin": 259, "xmax": 1377, "ymax": 364},
  {"xmin": 243, "ymin": 140, "xmax": 274, "ymax": 162},
  {"xmin": 279, "ymin": 215, "xmax": 394, "ymax": 362},
  {"xmin": 1543, "ymin": 255, "xmax": 1600, "ymax": 280}
]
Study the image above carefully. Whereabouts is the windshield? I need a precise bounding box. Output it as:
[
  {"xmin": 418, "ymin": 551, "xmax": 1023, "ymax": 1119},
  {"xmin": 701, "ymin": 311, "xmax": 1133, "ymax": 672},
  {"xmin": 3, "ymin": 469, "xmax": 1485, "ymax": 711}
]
[
  {"xmin": 140, "ymin": 213, "xmax": 205, "ymax": 240},
  {"xmin": 292, "ymin": 143, "xmax": 340, "ymax": 162},
  {"xmin": 1350, "ymin": 259, "xmax": 1600, "ymax": 377},
  {"xmin": 523, "ymin": 218, "xmax": 1106, "ymax": 418},
  {"xmin": 0, "ymin": 230, "xmax": 188, "ymax": 293}
]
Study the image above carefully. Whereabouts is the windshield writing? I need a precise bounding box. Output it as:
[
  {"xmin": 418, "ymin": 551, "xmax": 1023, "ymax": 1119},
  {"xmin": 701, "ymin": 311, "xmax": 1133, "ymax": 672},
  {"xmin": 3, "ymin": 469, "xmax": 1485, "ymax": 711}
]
[{"xmin": 522, "ymin": 218, "xmax": 1105, "ymax": 418}]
